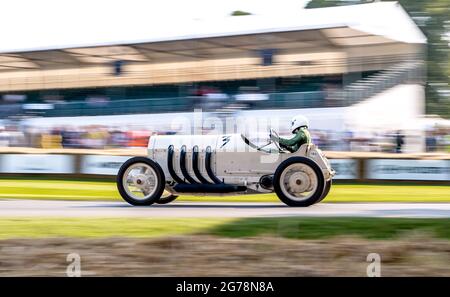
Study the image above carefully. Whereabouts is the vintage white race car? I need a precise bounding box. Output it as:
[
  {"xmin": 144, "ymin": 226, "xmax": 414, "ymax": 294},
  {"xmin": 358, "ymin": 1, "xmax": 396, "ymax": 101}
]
[{"xmin": 117, "ymin": 130, "xmax": 335, "ymax": 207}]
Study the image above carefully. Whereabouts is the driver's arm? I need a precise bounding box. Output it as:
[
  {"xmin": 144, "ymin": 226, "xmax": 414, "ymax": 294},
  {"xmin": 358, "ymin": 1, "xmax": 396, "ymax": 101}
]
[
  {"xmin": 271, "ymin": 130, "xmax": 307, "ymax": 152},
  {"xmin": 278, "ymin": 132, "xmax": 305, "ymax": 147}
]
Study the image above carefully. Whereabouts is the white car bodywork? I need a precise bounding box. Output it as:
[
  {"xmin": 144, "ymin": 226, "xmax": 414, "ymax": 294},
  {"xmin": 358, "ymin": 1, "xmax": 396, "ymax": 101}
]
[{"xmin": 148, "ymin": 133, "xmax": 334, "ymax": 194}]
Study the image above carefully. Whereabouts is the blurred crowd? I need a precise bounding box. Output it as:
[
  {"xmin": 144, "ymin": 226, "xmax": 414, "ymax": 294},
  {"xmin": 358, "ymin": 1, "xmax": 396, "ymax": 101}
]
[
  {"xmin": 0, "ymin": 121, "xmax": 449, "ymax": 153},
  {"xmin": 316, "ymin": 128, "xmax": 450, "ymax": 153},
  {"xmin": 425, "ymin": 127, "xmax": 450, "ymax": 152},
  {"xmin": 0, "ymin": 124, "xmax": 154, "ymax": 149}
]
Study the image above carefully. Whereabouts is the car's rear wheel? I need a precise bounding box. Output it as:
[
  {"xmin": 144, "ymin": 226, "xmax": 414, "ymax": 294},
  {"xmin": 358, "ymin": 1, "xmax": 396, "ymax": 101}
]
[
  {"xmin": 274, "ymin": 157, "xmax": 325, "ymax": 207},
  {"xmin": 117, "ymin": 157, "xmax": 165, "ymax": 206},
  {"xmin": 156, "ymin": 191, "xmax": 179, "ymax": 204}
]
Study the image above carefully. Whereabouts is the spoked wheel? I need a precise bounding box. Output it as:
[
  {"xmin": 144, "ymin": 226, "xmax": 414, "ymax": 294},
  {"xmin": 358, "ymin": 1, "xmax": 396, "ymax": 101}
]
[
  {"xmin": 117, "ymin": 157, "xmax": 165, "ymax": 206},
  {"xmin": 156, "ymin": 191, "xmax": 179, "ymax": 204},
  {"xmin": 274, "ymin": 157, "xmax": 325, "ymax": 207}
]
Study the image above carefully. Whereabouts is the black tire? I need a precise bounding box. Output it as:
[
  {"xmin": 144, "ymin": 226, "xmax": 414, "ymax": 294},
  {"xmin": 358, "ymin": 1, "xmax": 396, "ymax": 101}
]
[
  {"xmin": 318, "ymin": 179, "xmax": 332, "ymax": 202},
  {"xmin": 117, "ymin": 157, "xmax": 165, "ymax": 206},
  {"xmin": 273, "ymin": 157, "xmax": 325, "ymax": 207},
  {"xmin": 156, "ymin": 193, "xmax": 179, "ymax": 204}
]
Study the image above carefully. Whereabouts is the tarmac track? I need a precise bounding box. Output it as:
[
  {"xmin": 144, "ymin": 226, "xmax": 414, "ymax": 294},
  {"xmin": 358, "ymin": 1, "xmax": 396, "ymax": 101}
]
[{"xmin": 0, "ymin": 199, "xmax": 450, "ymax": 218}]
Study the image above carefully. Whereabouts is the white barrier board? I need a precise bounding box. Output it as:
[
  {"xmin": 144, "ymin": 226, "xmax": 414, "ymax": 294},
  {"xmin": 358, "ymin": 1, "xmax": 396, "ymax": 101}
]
[
  {"xmin": 1, "ymin": 154, "xmax": 74, "ymax": 174},
  {"xmin": 81, "ymin": 155, "xmax": 132, "ymax": 175},
  {"xmin": 366, "ymin": 159, "xmax": 449, "ymax": 181},
  {"xmin": 329, "ymin": 159, "xmax": 359, "ymax": 179}
]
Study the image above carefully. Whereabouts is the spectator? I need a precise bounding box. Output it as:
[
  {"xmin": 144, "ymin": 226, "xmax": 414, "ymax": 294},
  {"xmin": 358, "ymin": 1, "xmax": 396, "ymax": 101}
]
[{"xmin": 395, "ymin": 130, "xmax": 405, "ymax": 153}]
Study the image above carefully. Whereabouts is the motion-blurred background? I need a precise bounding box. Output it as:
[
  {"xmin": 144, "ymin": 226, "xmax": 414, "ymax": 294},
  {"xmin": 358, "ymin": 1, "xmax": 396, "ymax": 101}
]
[
  {"xmin": 0, "ymin": 0, "xmax": 448, "ymax": 154},
  {"xmin": 0, "ymin": 0, "xmax": 449, "ymax": 277}
]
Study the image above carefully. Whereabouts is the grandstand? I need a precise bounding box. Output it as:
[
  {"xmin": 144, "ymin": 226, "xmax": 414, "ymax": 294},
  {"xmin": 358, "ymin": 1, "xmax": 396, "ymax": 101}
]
[{"xmin": 0, "ymin": 2, "xmax": 427, "ymax": 151}]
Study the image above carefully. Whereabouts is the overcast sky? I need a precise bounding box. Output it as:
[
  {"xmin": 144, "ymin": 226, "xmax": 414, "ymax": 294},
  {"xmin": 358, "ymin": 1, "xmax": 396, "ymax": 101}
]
[
  {"xmin": 0, "ymin": 0, "xmax": 309, "ymax": 52},
  {"xmin": 1, "ymin": 0, "xmax": 309, "ymax": 23},
  {"xmin": 1, "ymin": 1, "xmax": 431, "ymax": 52}
]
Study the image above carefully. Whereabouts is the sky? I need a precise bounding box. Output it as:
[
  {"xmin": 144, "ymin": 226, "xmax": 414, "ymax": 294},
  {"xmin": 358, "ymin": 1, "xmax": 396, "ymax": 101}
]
[
  {"xmin": 0, "ymin": 0, "xmax": 431, "ymax": 52},
  {"xmin": 0, "ymin": 0, "xmax": 309, "ymax": 52},
  {"xmin": 0, "ymin": 0, "xmax": 309, "ymax": 23}
]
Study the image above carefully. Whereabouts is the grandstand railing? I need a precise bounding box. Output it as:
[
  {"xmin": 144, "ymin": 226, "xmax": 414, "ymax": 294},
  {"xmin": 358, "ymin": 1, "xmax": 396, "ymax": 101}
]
[
  {"xmin": 0, "ymin": 54, "xmax": 424, "ymax": 118},
  {"xmin": 328, "ymin": 60, "xmax": 425, "ymax": 104},
  {"xmin": 16, "ymin": 91, "xmax": 325, "ymax": 117}
]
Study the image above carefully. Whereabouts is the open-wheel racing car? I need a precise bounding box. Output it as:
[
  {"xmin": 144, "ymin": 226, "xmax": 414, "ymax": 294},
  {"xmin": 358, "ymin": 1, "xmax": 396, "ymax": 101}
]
[{"xmin": 117, "ymin": 130, "xmax": 335, "ymax": 207}]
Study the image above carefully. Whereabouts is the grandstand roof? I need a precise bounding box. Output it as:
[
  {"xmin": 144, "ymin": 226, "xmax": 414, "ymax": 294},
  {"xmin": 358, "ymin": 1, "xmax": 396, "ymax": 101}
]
[{"xmin": 0, "ymin": 2, "xmax": 425, "ymax": 72}]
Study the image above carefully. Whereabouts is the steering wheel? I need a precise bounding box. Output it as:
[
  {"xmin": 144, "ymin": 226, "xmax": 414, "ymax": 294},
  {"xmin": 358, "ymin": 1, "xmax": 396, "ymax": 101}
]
[{"xmin": 270, "ymin": 128, "xmax": 283, "ymax": 151}]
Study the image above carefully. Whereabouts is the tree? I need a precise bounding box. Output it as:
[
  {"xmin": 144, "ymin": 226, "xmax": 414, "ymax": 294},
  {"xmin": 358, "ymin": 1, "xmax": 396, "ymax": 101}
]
[
  {"xmin": 306, "ymin": 0, "xmax": 450, "ymax": 118},
  {"xmin": 230, "ymin": 10, "xmax": 252, "ymax": 16}
]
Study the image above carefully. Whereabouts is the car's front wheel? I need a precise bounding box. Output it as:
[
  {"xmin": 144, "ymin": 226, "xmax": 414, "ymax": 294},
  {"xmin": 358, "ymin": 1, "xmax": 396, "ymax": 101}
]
[
  {"xmin": 274, "ymin": 157, "xmax": 325, "ymax": 207},
  {"xmin": 318, "ymin": 179, "xmax": 332, "ymax": 202},
  {"xmin": 117, "ymin": 157, "xmax": 165, "ymax": 206}
]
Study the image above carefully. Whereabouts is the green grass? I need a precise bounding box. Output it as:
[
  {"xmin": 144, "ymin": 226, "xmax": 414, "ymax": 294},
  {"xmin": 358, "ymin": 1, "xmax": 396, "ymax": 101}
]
[
  {"xmin": 0, "ymin": 218, "xmax": 230, "ymax": 239},
  {"xmin": 0, "ymin": 217, "xmax": 449, "ymax": 240},
  {"xmin": 208, "ymin": 217, "xmax": 450, "ymax": 239},
  {"xmin": 0, "ymin": 179, "xmax": 448, "ymax": 202},
  {"xmin": 0, "ymin": 179, "xmax": 117, "ymax": 201}
]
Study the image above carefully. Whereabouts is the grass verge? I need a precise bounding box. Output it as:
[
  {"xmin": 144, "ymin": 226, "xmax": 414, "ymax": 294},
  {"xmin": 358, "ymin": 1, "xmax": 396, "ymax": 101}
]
[
  {"xmin": 0, "ymin": 179, "xmax": 449, "ymax": 202},
  {"xmin": 207, "ymin": 217, "xmax": 450, "ymax": 239},
  {"xmin": 0, "ymin": 218, "xmax": 230, "ymax": 239},
  {"xmin": 0, "ymin": 217, "xmax": 449, "ymax": 240}
]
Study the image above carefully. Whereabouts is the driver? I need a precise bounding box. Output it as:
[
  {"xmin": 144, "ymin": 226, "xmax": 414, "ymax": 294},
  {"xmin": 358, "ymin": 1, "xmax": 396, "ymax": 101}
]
[{"xmin": 270, "ymin": 115, "xmax": 311, "ymax": 153}]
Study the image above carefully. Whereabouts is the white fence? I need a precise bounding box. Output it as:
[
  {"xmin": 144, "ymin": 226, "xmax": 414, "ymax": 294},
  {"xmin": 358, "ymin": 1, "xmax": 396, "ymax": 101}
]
[
  {"xmin": 0, "ymin": 154, "xmax": 448, "ymax": 181},
  {"xmin": 366, "ymin": 159, "xmax": 449, "ymax": 181}
]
